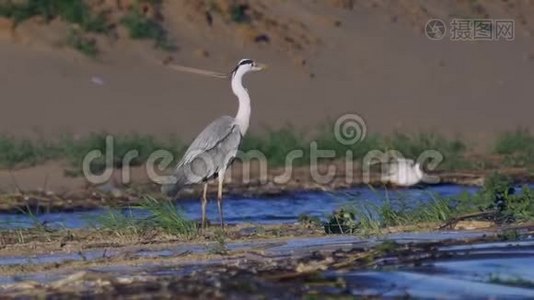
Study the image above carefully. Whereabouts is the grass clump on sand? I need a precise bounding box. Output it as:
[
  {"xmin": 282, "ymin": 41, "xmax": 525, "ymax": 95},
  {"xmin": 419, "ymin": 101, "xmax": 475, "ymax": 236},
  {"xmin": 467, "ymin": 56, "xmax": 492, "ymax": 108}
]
[
  {"xmin": 228, "ymin": 3, "xmax": 250, "ymax": 24},
  {"xmin": 205, "ymin": 1, "xmax": 251, "ymax": 24},
  {"xmin": 96, "ymin": 196, "xmax": 196, "ymax": 239},
  {"xmin": 325, "ymin": 173, "xmax": 534, "ymax": 236},
  {"xmin": 0, "ymin": 136, "xmax": 60, "ymax": 168},
  {"xmin": 0, "ymin": 0, "xmax": 109, "ymax": 56},
  {"xmin": 494, "ymin": 128, "xmax": 534, "ymax": 167},
  {"xmin": 120, "ymin": 0, "xmax": 175, "ymax": 51},
  {"xmin": 66, "ymin": 28, "xmax": 98, "ymax": 57},
  {"xmin": 207, "ymin": 229, "xmax": 229, "ymax": 255},
  {"xmin": 0, "ymin": 0, "xmax": 108, "ymax": 32}
]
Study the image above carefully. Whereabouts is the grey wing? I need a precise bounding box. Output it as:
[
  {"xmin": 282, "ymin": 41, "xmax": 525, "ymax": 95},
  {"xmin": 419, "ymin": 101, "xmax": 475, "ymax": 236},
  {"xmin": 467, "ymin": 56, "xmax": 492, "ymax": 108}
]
[
  {"xmin": 161, "ymin": 116, "xmax": 242, "ymax": 197},
  {"xmin": 179, "ymin": 116, "xmax": 239, "ymax": 167}
]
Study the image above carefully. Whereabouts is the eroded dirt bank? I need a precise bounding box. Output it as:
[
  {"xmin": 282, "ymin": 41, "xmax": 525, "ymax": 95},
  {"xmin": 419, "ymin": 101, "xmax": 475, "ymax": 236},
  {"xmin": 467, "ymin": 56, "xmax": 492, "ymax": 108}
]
[{"xmin": 1, "ymin": 159, "xmax": 533, "ymax": 212}]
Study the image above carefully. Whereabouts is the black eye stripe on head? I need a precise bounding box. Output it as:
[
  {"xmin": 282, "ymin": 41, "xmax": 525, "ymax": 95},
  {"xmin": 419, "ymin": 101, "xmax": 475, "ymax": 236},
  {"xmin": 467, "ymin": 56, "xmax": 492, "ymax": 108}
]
[{"xmin": 239, "ymin": 59, "xmax": 254, "ymax": 66}]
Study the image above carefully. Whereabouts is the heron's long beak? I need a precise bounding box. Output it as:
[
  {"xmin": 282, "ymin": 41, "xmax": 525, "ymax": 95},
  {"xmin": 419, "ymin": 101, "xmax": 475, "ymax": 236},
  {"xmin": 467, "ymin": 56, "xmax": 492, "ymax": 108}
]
[{"xmin": 254, "ymin": 63, "xmax": 268, "ymax": 71}]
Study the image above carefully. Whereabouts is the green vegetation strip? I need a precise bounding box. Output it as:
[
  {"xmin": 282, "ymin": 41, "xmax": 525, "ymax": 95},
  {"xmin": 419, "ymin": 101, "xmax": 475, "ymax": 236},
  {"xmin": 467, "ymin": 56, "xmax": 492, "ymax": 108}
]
[{"xmin": 2, "ymin": 128, "xmax": 534, "ymax": 172}]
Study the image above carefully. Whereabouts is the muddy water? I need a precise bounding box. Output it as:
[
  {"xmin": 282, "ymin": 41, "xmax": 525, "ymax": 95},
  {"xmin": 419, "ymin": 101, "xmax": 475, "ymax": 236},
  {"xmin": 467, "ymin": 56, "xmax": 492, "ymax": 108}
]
[
  {"xmin": 1, "ymin": 230, "xmax": 533, "ymax": 298},
  {"xmin": 0, "ymin": 184, "xmax": 478, "ymax": 229}
]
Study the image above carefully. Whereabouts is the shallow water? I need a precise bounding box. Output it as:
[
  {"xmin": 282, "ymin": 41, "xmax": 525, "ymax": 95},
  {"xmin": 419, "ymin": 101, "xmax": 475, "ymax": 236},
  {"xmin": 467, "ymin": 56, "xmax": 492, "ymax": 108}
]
[
  {"xmin": 0, "ymin": 184, "xmax": 479, "ymax": 230},
  {"xmin": 1, "ymin": 185, "xmax": 533, "ymax": 298},
  {"xmin": 340, "ymin": 239, "xmax": 534, "ymax": 298}
]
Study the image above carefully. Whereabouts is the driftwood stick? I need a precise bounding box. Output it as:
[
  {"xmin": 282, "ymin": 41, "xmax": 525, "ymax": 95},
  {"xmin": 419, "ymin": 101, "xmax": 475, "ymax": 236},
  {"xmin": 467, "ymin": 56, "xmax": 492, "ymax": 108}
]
[{"xmin": 439, "ymin": 211, "xmax": 497, "ymax": 230}]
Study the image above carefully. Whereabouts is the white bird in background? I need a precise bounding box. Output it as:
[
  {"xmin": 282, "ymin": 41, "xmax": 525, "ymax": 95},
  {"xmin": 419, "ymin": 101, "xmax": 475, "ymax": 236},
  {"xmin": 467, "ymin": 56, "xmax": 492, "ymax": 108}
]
[
  {"xmin": 382, "ymin": 158, "xmax": 424, "ymax": 187},
  {"xmin": 161, "ymin": 59, "xmax": 267, "ymax": 230}
]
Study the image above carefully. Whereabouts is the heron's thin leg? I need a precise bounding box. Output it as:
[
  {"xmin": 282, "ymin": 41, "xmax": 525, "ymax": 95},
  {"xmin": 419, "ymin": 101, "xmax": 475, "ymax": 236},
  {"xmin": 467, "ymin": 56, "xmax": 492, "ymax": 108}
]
[
  {"xmin": 217, "ymin": 174, "xmax": 225, "ymax": 230},
  {"xmin": 201, "ymin": 182, "xmax": 208, "ymax": 230}
]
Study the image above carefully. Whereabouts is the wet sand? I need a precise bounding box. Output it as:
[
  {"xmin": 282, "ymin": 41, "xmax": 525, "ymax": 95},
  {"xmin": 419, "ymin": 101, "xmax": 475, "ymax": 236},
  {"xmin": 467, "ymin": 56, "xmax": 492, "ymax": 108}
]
[{"xmin": 0, "ymin": 223, "xmax": 532, "ymax": 298}]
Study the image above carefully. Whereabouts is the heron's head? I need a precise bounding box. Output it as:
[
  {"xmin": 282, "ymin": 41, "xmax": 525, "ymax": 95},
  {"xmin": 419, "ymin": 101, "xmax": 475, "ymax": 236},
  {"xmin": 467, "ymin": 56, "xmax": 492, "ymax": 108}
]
[{"xmin": 231, "ymin": 59, "xmax": 267, "ymax": 77}]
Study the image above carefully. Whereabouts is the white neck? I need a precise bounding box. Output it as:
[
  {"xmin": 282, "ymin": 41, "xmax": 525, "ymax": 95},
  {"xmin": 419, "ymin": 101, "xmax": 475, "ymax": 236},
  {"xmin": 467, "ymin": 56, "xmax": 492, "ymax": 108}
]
[{"xmin": 232, "ymin": 70, "xmax": 251, "ymax": 135}]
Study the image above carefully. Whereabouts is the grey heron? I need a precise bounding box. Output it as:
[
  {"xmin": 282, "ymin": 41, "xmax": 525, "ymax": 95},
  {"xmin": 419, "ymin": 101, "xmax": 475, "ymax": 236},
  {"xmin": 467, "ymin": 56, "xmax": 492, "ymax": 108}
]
[{"xmin": 161, "ymin": 59, "xmax": 266, "ymax": 229}]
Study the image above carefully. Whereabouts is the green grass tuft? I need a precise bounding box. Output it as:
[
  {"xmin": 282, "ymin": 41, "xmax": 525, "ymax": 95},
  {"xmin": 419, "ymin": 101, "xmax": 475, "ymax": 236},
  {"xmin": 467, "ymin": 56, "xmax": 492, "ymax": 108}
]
[
  {"xmin": 96, "ymin": 196, "xmax": 196, "ymax": 239},
  {"xmin": 411, "ymin": 195, "xmax": 454, "ymax": 223},
  {"xmin": 137, "ymin": 196, "xmax": 196, "ymax": 237},
  {"xmin": 207, "ymin": 229, "xmax": 229, "ymax": 255},
  {"xmin": 229, "ymin": 4, "xmax": 250, "ymax": 23},
  {"xmin": 0, "ymin": 136, "xmax": 59, "ymax": 168},
  {"xmin": 95, "ymin": 209, "xmax": 143, "ymax": 238},
  {"xmin": 120, "ymin": 6, "xmax": 175, "ymax": 51},
  {"xmin": 66, "ymin": 28, "xmax": 98, "ymax": 57},
  {"xmin": 494, "ymin": 129, "xmax": 534, "ymax": 167}
]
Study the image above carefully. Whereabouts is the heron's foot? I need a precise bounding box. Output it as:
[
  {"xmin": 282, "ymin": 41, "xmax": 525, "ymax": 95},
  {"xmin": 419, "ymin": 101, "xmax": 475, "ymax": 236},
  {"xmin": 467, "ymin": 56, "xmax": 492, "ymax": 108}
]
[{"xmin": 198, "ymin": 219, "xmax": 211, "ymax": 232}]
